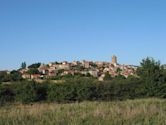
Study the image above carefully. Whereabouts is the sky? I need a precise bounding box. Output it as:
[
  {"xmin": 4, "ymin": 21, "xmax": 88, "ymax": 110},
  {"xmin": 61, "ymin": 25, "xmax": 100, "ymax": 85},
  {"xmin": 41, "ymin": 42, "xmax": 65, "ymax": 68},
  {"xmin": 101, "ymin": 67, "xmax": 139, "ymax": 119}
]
[{"xmin": 0, "ymin": 0, "xmax": 166, "ymax": 70}]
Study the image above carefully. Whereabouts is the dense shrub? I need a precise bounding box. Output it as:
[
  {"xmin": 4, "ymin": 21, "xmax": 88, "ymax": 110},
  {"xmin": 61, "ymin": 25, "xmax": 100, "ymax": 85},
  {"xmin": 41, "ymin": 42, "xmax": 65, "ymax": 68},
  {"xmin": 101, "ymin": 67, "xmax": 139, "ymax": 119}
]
[
  {"xmin": 48, "ymin": 84, "xmax": 76, "ymax": 102},
  {"xmin": 0, "ymin": 77, "xmax": 165, "ymax": 105},
  {"xmin": 35, "ymin": 83, "xmax": 48, "ymax": 101},
  {"xmin": 15, "ymin": 81, "xmax": 48, "ymax": 103},
  {"xmin": 76, "ymin": 82, "xmax": 98, "ymax": 101},
  {"xmin": 15, "ymin": 82, "xmax": 37, "ymax": 103},
  {"xmin": 0, "ymin": 85, "xmax": 15, "ymax": 105},
  {"xmin": 47, "ymin": 78, "xmax": 96, "ymax": 102},
  {"xmin": 47, "ymin": 77, "xmax": 145, "ymax": 103}
]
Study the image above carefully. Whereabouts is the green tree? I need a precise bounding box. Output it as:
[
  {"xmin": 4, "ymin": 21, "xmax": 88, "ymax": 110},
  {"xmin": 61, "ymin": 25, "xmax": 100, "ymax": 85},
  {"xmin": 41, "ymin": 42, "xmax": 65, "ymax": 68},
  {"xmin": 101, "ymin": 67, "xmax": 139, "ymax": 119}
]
[
  {"xmin": 137, "ymin": 57, "xmax": 163, "ymax": 96},
  {"xmin": 137, "ymin": 57, "xmax": 162, "ymax": 80},
  {"xmin": 104, "ymin": 72, "xmax": 112, "ymax": 81},
  {"xmin": 115, "ymin": 74, "xmax": 126, "ymax": 80},
  {"xmin": 10, "ymin": 70, "xmax": 23, "ymax": 81},
  {"xmin": 21, "ymin": 62, "xmax": 26, "ymax": 69},
  {"xmin": 28, "ymin": 63, "xmax": 41, "ymax": 69},
  {"xmin": 27, "ymin": 69, "xmax": 40, "ymax": 75}
]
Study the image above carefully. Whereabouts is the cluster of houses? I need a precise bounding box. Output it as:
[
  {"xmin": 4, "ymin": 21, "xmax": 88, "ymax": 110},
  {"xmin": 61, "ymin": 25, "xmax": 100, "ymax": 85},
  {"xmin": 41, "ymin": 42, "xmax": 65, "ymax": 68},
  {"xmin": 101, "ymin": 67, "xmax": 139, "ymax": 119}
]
[{"xmin": 19, "ymin": 56, "xmax": 138, "ymax": 81}]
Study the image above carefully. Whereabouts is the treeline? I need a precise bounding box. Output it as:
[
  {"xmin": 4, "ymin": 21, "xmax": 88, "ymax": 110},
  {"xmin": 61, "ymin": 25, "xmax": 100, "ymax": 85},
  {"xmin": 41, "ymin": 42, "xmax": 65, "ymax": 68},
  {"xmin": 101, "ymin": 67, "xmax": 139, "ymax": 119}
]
[
  {"xmin": 0, "ymin": 77, "xmax": 143, "ymax": 104},
  {"xmin": 0, "ymin": 57, "xmax": 166, "ymax": 105}
]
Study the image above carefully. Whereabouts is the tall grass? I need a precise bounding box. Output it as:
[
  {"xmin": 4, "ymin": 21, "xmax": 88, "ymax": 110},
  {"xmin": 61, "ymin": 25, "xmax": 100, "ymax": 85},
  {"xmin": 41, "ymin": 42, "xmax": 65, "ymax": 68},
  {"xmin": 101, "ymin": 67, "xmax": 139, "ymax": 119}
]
[{"xmin": 0, "ymin": 98, "xmax": 166, "ymax": 125}]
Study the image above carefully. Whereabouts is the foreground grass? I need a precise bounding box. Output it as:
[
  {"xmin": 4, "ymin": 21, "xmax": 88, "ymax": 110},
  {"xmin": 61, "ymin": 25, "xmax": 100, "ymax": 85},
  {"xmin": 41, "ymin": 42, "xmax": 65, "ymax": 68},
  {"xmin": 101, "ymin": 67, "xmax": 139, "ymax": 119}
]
[{"xmin": 0, "ymin": 99, "xmax": 166, "ymax": 125}]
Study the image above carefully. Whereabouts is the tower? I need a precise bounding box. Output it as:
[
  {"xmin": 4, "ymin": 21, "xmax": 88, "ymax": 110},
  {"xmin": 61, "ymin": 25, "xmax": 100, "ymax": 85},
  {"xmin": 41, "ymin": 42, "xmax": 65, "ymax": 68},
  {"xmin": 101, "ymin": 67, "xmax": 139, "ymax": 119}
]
[{"xmin": 112, "ymin": 55, "xmax": 117, "ymax": 64}]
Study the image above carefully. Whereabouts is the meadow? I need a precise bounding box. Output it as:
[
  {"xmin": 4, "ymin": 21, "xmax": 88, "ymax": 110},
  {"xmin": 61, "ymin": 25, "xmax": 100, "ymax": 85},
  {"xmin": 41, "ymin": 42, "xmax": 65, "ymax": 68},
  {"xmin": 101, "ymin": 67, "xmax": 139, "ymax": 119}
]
[{"xmin": 0, "ymin": 98, "xmax": 166, "ymax": 125}]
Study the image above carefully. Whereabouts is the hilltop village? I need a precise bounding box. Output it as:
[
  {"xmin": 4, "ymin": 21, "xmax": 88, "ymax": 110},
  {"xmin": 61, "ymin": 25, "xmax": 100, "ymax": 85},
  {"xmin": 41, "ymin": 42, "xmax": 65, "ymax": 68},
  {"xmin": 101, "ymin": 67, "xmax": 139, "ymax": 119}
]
[{"xmin": 19, "ymin": 56, "xmax": 137, "ymax": 81}]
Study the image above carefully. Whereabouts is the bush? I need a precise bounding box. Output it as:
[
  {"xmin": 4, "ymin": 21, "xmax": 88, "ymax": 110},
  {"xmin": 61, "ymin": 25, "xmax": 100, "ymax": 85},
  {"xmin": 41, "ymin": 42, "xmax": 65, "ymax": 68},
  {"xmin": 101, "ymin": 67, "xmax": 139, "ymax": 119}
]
[
  {"xmin": 76, "ymin": 82, "xmax": 98, "ymax": 101},
  {"xmin": 0, "ymin": 85, "xmax": 15, "ymax": 105},
  {"xmin": 15, "ymin": 82, "xmax": 37, "ymax": 103},
  {"xmin": 35, "ymin": 83, "xmax": 48, "ymax": 101},
  {"xmin": 47, "ymin": 78, "xmax": 98, "ymax": 102},
  {"xmin": 48, "ymin": 83, "xmax": 77, "ymax": 103},
  {"xmin": 15, "ymin": 81, "xmax": 48, "ymax": 104}
]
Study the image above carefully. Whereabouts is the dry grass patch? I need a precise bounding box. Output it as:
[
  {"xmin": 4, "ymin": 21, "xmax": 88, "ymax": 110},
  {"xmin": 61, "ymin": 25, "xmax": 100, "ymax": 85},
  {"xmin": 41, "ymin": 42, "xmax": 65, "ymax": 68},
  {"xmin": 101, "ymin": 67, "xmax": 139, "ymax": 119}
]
[{"xmin": 0, "ymin": 98, "xmax": 166, "ymax": 125}]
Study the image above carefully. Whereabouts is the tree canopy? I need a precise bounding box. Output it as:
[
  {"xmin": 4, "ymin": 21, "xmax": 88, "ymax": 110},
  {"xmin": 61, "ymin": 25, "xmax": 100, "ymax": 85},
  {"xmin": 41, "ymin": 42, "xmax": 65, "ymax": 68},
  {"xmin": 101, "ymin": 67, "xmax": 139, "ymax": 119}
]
[
  {"xmin": 21, "ymin": 62, "xmax": 26, "ymax": 69},
  {"xmin": 137, "ymin": 57, "xmax": 166, "ymax": 96},
  {"xmin": 28, "ymin": 63, "xmax": 41, "ymax": 69}
]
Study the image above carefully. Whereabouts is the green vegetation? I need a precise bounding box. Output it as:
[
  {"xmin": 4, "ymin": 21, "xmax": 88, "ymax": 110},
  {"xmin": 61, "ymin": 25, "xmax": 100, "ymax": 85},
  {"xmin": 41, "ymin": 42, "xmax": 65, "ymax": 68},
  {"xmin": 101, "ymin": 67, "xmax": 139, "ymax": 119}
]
[
  {"xmin": 0, "ymin": 57, "xmax": 166, "ymax": 105},
  {"xmin": 28, "ymin": 63, "xmax": 41, "ymax": 69},
  {"xmin": 21, "ymin": 62, "xmax": 26, "ymax": 69},
  {"xmin": 26, "ymin": 63, "xmax": 41, "ymax": 75},
  {"xmin": 0, "ymin": 70, "xmax": 22, "ymax": 82},
  {"xmin": 0, "ymin": 77, "xmax": 143, "ymax": 104},
  {"xmin": 52, "ymin": 74, "xmax": 95, "ymax": 80},
  {"xmin": 104, "ymin": 72, "xmax": 112, "ymax": 80},
  {"xmin": 137, "ymin": 57, "xmax": 166, "ymax": 97},
  {"xmin": 0, "ymin": 99, "xmax": 166, "ymax": 125},
  {"xmin": 0, "ymin": 57, "xmax": 166, "ymax": 124},
  {"xmin": 27, "ymin": 68, "xmax": 40, "ymax": 75}
]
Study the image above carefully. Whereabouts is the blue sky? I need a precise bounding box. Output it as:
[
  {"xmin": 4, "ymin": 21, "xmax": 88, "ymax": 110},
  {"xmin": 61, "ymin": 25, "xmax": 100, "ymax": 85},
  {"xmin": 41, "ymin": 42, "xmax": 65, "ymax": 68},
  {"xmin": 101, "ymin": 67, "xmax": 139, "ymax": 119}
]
[{"xmin": 0, "ymin": 0, "xmax": 166, "ymax": 70}]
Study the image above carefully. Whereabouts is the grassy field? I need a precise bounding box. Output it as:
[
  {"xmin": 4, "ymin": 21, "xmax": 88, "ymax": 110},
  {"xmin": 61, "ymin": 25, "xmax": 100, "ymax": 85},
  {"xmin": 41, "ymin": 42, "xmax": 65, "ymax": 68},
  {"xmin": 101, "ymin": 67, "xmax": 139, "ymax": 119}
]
[{"xmin": 0, "ymin": 99, "xmax": 166, "ymax": 125}]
